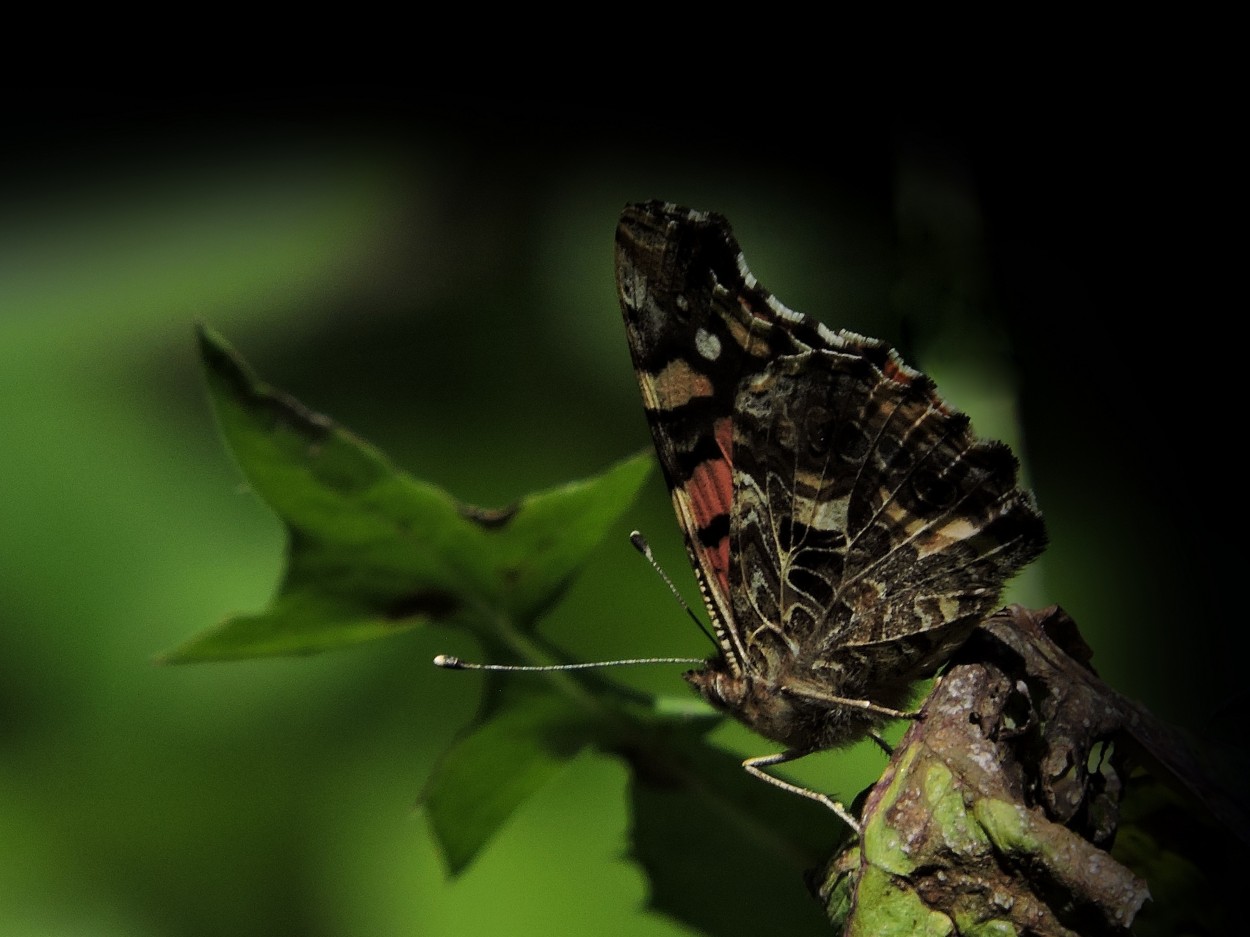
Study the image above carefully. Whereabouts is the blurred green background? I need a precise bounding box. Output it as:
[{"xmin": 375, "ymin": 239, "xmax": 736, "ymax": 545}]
[{"xmin": 1, "ymin": 92, "xmax": 1234, "ymax": 935}]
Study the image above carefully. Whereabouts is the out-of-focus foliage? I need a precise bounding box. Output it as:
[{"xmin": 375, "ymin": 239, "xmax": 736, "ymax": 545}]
[
  {"xmin": 167, "ymin": 327, "xmax": 843, "ymax": 936},
  {"xmin": 162, "ymin": 327, "xmax": 654, "ymax": 661}
]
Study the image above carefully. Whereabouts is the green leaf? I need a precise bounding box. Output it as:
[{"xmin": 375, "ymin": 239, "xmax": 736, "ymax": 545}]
[
  {"xmin": 421, "ymin": 688, "xmax": 598, "ymax": 875},
  {"xmin": 160, "ymin": 326, "xmax": 653, "ymax": 661}
]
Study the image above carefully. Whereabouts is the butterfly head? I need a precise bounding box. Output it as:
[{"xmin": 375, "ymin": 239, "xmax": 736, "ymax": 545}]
[
  {"xmin": 684, "ymin": 662, "xmax": 831, "ymax": 751},
  {"xmin": 683, "ymin": 660, "xmax": 744, "ymax": 709}
]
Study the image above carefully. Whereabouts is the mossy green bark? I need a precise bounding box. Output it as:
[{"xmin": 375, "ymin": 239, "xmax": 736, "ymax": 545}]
[{"xmin": 819, "ymin": 607, "xmax": 1153, "ymax": 936}]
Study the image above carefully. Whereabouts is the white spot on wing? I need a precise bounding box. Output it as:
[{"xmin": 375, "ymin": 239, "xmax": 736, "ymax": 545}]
[
  {"xmin": 736, "ymin": 254, "xmax": 758, "ymax": 288},
  {"xmin": 770, "ymin": 298, "xmax": 804, "ymax": 324},
  {"xmin": 695, "ymin": 328, "xmax": 722, "ymax": 361},
  {"xmin": 816, "ymin": 322, "xmax": 844, "ymax": 346}
]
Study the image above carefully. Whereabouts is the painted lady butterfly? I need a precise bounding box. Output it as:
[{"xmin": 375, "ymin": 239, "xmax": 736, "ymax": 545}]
[{"xmin": 615, "ymin": 202, "xmax": 1046, "ymax": 827}]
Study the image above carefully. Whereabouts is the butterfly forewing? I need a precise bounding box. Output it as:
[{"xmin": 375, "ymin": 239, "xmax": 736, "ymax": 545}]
[{"xmin": 616, "ymin": 204, "xmax": 882, "ymax": 663}]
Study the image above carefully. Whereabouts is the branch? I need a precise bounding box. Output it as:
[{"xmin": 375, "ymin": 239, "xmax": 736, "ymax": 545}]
[{"xmin": 819, "ymin": 605, "xmax": 1244, "ymax": 935}]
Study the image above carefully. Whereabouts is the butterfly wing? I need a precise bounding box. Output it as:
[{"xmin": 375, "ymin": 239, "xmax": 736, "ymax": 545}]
[
  {"xmin": 615, "ymin": 200, "xmax": 1044, "ymax": 690},
  {"xmin": 615, "ymin": 202, "xmax": 854, "ymax": 667},
  {"xmin": 729, "ymin": 349, "xmax": 1046, "ymax": 685}
]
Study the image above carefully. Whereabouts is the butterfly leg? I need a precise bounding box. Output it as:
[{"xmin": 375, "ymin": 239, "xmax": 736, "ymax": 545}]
[
  {"xmin": 742, "ymin": 750, "xmax": 861, "ymax": 834},
  {"xmin": 868, "ymin": 730, "xmax": 893, "ymax": 756},
  {"xmin": 784, "ymin": 685, "xmax": 922, "ymax": 723}
]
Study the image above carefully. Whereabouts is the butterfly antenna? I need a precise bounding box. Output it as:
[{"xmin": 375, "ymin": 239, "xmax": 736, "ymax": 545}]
[
  {"xmin": 433, "ymin": 654, "xmax": 703, "ymax": 672},
  {"xmin": 629, "ymin": 530, "xmax": 718, "ymax": 649},
  {"xmin": 432, "ymin": 531, "xmax": 715, "ymax": 675}
]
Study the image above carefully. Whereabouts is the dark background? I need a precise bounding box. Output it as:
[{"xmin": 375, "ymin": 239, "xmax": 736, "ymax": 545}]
[{"xmin": 1, "ymin": 88, "xmax": 1235, "ymax": 934}]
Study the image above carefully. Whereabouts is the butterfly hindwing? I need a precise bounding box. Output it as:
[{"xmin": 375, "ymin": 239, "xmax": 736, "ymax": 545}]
[{"xmin": 729, "ymin": 350, "xmax": 1046, "ymax": 679}]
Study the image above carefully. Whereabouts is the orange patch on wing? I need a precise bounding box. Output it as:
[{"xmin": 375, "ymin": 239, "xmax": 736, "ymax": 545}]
[
  {"xmin": 681, "ymin": 416, "xmax": 734, "ymax": 595},
  {"xmin": 649, "ymin": 359, "xmax": 714, "ymax": 409}
]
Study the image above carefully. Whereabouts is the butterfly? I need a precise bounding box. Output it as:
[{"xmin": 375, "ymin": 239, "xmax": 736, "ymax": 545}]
[{"xmin": 615, "ymin": 201, "xmax": 1046, "ymax": 828}]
